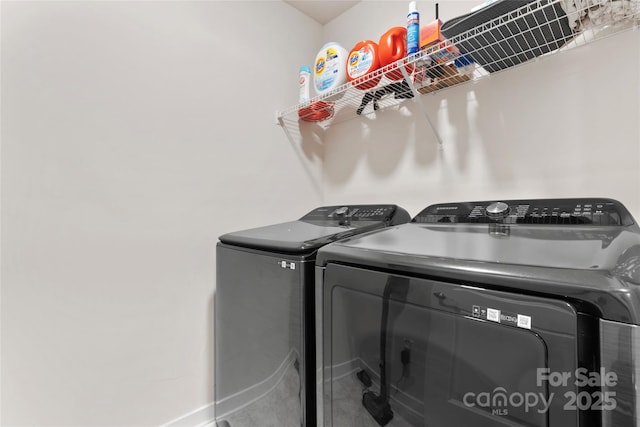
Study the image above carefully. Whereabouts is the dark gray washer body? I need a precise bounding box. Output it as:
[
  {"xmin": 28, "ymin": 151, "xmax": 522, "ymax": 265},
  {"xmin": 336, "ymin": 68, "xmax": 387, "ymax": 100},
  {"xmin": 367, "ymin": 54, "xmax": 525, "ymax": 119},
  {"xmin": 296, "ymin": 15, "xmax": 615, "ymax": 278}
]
[{"xmin": 315, "ymin": 198, "xmax": 640, "ymax": 427}]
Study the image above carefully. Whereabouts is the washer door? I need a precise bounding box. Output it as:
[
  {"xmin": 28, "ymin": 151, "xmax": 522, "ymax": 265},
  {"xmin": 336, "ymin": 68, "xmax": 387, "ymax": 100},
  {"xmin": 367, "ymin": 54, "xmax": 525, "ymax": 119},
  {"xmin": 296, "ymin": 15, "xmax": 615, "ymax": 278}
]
[
  {"xmin": 422, "ymin": 309, "xmax": 548, "ymax": 426},
  {"xmin": 320, "ymin": 264, "xmax": 588, "ymax": 427}
]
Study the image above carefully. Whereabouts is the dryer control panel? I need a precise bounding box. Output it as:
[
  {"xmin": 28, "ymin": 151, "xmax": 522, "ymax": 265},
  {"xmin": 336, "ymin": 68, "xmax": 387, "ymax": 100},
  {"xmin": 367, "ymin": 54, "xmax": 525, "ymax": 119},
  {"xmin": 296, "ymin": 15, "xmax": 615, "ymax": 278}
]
[
  {"xmin": 413, "ymin": 198, "xmax": 635, "ymax": 226},
  {"xmin": 302, "ymin": 205, "xmax": 410, "ymax": 224}
]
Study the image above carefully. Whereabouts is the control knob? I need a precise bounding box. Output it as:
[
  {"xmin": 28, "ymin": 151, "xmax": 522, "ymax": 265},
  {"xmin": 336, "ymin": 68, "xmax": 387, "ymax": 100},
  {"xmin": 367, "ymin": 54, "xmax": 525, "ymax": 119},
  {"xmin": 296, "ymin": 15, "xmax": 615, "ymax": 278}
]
[
  {"xmin": 486, "ymin": 202, "xmax": 510, "ymax": 219},
  {"xmin": 334, "ymin": 206, "xmax": 349, "ymax": 217}
]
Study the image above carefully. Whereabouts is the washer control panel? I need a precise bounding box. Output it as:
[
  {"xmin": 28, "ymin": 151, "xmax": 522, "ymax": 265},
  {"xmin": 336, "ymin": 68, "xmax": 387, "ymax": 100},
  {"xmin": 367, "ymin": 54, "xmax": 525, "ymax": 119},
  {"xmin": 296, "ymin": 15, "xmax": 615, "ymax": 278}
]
[{"xmin": 413, "ymin": 198, "xmax": 634, "ymax": 226}]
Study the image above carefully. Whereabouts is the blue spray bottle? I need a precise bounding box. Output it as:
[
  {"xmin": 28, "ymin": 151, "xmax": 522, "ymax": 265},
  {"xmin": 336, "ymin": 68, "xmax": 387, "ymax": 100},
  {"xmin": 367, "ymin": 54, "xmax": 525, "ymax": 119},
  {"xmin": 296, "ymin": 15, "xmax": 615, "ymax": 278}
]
[{"xmin": 407, "ymin": 1, "xmax": 420, "ymax": 55}]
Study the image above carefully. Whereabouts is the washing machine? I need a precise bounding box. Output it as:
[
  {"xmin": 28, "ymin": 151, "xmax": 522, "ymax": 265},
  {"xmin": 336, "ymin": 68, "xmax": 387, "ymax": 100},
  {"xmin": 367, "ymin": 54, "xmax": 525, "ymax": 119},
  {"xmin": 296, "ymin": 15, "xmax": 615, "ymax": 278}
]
[
  {"xmin": 315, "ymin": 198, "xmax": 640, "ymax": 427},
  {"xmin": 214, "ymin": 204, "xmax": 410, "ymax": 427}
]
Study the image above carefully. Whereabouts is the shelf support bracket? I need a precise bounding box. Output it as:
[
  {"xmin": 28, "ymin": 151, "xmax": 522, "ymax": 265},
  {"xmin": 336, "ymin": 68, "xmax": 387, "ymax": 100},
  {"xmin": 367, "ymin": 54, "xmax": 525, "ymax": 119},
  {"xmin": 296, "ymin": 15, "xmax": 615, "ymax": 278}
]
[
  {"xmin": 400, "ymin": 59, "xmax": 443, "ymax": 146},
  {"xmin": 275, "ymin": 114, "xmax": 324, "ymax": 199}
]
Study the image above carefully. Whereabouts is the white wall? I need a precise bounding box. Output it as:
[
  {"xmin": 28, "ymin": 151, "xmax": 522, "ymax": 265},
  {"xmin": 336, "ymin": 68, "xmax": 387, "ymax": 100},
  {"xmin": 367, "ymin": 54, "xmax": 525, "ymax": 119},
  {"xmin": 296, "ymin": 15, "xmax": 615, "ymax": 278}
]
[
  {"xmin": 0, "ymin": 1, "xmax": 322, "ymax": 425},
  {"xmin": 320, "ymin": 1, "xmax": 640, "ymax": 218},
  {"xmin": 3, "ymin": 1, "xmax": 640, "ymax": 426}
]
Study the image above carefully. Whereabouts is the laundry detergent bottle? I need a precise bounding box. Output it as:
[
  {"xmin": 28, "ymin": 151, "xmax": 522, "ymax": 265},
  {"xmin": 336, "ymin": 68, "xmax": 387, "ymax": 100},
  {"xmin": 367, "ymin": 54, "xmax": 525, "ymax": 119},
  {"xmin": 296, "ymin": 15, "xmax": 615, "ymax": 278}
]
[
  {"xmin": 379, "ymin": 26, "xmax": 414, "ymax": 80},
  {"xmin": 346, "ymin": 40, "xmax": 382, "ymax": 90},
  {"xmin": 314, "ymin": 42, "xmax": 348, "ymax": 100}
]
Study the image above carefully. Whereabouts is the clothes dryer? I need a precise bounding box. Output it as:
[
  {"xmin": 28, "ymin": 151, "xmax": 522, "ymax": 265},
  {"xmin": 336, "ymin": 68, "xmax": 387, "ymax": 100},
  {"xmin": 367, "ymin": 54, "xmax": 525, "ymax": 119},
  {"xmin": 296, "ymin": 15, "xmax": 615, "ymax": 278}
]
[{"xmin": 215, "ymin": 204, "xmax": 410, "ymax": 427}]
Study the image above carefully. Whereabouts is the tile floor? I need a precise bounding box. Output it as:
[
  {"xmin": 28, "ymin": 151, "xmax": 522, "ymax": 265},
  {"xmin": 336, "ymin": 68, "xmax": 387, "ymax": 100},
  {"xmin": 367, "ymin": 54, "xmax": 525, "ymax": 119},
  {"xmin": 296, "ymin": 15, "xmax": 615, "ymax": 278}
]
[{"xmin": 214, "ymin": 367, "xmax": 417, "ymax": 426}]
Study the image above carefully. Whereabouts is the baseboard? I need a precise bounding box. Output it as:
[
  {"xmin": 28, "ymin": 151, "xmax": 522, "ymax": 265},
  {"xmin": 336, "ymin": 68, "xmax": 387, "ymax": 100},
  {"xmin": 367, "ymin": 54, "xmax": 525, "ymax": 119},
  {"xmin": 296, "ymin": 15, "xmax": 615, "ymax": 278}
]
[
  {"xmin": 328, "ymin": 357, "xmax": 361, "ymax": 381},
  {"xmin": 160, "ymin": 402, "xmax": 215, "ymax": 427},
  {"xmin": 160, "ymin": 356, "xmax": 421, "ymax": 427}
]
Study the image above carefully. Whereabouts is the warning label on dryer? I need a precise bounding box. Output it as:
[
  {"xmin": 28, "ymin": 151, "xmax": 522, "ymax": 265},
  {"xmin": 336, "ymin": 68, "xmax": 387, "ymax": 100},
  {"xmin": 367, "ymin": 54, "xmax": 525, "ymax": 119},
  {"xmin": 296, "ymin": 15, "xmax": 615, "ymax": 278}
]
[
  {"xmin": 487, "ymin": 308, "xmax": 502, "ymax": 323},
  {"xmin": 517, "ymin": 314, "xmax": 532, "ymax": 329},
  {"xmin": 472, "ymin": 305, "xmax": 532, "ymax": 329}
]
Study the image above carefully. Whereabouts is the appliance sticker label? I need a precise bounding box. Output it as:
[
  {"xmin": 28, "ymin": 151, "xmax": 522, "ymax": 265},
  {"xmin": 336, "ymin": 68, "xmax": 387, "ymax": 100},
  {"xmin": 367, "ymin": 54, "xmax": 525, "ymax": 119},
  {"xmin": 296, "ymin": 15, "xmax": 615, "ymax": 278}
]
[
  {"xmin": 487, "ymin": 308, "xmax": 501, "ymax": 323},
  {"xmin": 472, "ymin": 305, "xmax": 532, "ymax": 329},
  {"xmin": 279, "ymin": 261, "xmax": 296, "ymax": 270},
  {"xmin": 517, "ymin": 314, "xmax": 532, "ymax": 329}
]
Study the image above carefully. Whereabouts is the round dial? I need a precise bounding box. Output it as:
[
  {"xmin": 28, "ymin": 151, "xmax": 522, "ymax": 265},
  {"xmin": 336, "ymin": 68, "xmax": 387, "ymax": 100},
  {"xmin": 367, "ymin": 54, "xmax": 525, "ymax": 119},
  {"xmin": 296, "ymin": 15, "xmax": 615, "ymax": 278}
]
[
  {"xmin": 334, "ymin": 206, "xmax": 349, "ymax": 217},
  {"xmin": 486, "ymin": 202, "xmax": 510, "ymax": 219}
]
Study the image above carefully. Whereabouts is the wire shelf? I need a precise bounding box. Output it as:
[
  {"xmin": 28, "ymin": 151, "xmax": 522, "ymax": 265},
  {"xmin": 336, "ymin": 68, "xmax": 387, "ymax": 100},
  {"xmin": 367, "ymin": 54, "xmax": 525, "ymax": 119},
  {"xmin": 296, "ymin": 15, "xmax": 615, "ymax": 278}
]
[{"xmin": 276, "ymin": 0, "xmax": 639, "ymax": 134}]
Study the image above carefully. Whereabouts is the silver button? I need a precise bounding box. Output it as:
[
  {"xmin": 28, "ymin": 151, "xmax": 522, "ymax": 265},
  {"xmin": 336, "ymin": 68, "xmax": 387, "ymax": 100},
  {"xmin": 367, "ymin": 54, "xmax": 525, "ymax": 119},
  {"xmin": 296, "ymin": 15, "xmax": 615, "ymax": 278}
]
[{"xmin": 486, "ymin": 202, "xmax": 510, "ymax": 218}]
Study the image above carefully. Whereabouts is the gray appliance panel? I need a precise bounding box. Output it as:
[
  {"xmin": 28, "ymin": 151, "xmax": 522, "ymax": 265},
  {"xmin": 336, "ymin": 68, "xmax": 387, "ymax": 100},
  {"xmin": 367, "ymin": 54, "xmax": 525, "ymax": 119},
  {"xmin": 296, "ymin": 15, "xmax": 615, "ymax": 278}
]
[
  {"xmin": 413, "ymin": 198, "xmax": 635, "ymax": 227},
  {"xmin": 318, "ymin": 222, "xmax": 640, "ymax": 271},
  {"xmin": 219, "ymin": 220, "xmax": 381, "ymax": 254},
  {"xmin": 316, "ymin": 223, "xmax": 640, "ymax": 324},
  {"xmin": 600, "ymin": 319, "xmax": 640, "ymax": 427},
  {"xmin": 218, "ymin": 204, "xmax": 409, "ymax": 254},
  {"xmin": 215, "ymin": 244, "xmax": 312, "ymax": 425},
  {"xmin": 319, "ymin": 264, "xmax": 582, "ymax": 427}
]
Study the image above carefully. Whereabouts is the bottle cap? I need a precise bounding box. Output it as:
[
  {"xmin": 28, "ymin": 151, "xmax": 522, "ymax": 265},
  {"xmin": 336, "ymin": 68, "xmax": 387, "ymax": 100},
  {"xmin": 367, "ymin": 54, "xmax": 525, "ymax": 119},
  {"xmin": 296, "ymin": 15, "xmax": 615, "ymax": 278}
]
[
  {"xmin": 409, "ymin": 1, "xmax": 418, "ymax": 13},
  {"xmin": 300, "ymin": 65, "xmax": 311, "ymax": 73}
]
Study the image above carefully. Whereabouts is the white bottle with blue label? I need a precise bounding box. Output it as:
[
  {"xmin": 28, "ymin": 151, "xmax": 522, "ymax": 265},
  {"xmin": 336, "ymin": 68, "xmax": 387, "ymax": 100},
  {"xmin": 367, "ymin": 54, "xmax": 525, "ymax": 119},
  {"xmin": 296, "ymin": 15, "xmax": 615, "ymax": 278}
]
[
  {"xmin": 314, "ymin": 42, "xmax": 347, "ymax": 100},
  {"xmin": 299, "ymin": 65, "xmax": 311, "ymax": 106},
  {"xmin": 407, "ymin": 1, "xmax": 420, "ymax": 55}
]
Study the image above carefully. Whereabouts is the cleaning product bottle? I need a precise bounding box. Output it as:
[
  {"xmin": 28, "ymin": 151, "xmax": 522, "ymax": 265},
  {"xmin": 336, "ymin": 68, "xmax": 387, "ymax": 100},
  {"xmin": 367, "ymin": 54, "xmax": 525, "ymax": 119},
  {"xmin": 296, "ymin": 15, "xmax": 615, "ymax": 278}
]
[
  {"xmin": 346, "ymin": 40, "xmax": 381, "ymax": 90},
  {"xmin": 314, "ymin": 42, "xmax": 348, "ymax": 99},
  {"xmin": 299, "ymin": 65, "xmax": 311, "ymax": 106},
  {"xmin": 379, "ymin": 26, "xmax": 413, "ymax": 80},
  {"xmin": 407, "ymin": 1, "xmax": 420, "ymax": 55}
]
